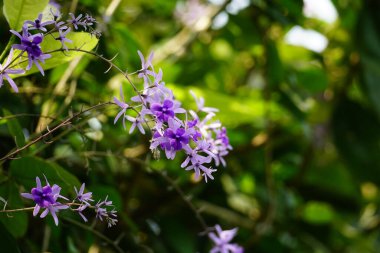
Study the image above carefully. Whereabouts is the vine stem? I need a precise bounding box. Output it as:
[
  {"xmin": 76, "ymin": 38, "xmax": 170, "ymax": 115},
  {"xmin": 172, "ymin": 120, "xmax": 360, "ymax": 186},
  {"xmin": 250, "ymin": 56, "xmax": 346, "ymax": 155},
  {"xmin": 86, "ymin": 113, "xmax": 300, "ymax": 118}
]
[
  {"xmin": 0, "ymin": 202, "xmax": 82, "ymax": 213},
  {"xmin": 0, "ymin": 101, "xmax": 114, "ymax": 163}
]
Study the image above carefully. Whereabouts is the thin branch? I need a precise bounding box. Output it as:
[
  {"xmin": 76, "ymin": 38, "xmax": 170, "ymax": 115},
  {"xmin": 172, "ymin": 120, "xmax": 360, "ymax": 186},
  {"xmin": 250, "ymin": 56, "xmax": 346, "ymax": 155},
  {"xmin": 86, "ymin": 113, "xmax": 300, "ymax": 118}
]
[{"xmin": 0, "ymin": 101, "xmax": 114, "ymax": 163}]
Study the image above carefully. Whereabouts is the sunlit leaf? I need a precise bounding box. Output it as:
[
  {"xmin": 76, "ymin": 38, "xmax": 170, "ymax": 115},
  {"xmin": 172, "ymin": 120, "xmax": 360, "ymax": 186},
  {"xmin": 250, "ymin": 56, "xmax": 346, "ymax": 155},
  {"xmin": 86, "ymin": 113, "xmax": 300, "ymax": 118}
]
[{"xmin": 3, "ymin": 0, "xmax": 49, "ymax": 30}]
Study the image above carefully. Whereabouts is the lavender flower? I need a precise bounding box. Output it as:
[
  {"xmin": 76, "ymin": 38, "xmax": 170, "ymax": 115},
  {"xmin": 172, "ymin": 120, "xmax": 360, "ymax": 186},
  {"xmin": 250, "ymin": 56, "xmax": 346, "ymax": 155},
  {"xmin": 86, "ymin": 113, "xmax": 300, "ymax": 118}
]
[
  {"xmin": 125, "ymin": 114, "xmax": 146, "ymax": 134},
  {"xmin": 114, "ymin": 85, "xmax": 129, "ymax": 128},
  {"xmin": 55, "ymin": 27, "xmax": 72, "ymax": 50},
  {"xmin": 74, "ymin": 183, "xmax": 93, "ymax": 205},
  {"xmin": 68, "ymin": 13, "xmax": 83, "ymax": 30},
  {"xmin": 10, "ymin": 25, "xmax": 51, "ymax": 75},
  {"xmin": 0, "ymin": 49, "xmax": 25, "ymax": 92},
  {"xmin": 95, "ymin": 196, "xmax": 118, "ymax": 227},
  {"xmin": 112, "ymin": 50, "xmax": 232, "ymax": 182},
  {"xmin": 25, "ymin": 13, "xmax": 54, "ymax": 32},
  {"xmin": 137, "ymin": 50, "xmax": 154, "ymax": 82},
  {"xmin": 74, "ymin": 183, "xmax": 93, "ymax": 222},
  {"xmin": 150, "ymin": 99, "xmax": 176, "ymax": 122},
  {"xmin": 21, "ymin": 176, "xmax": 69, "ymax": 226},
  {"xmin": 208, "ymin": 225, "xmax": 244, "ymax": 253}
]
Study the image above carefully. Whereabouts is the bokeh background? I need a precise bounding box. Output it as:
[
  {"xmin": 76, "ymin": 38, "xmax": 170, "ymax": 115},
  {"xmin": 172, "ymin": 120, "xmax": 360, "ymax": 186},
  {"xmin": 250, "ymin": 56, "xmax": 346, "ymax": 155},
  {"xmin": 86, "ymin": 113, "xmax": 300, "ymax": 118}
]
[{"xmin": 1, "ymin": 0, "xmax": 380, "ymax": 252}]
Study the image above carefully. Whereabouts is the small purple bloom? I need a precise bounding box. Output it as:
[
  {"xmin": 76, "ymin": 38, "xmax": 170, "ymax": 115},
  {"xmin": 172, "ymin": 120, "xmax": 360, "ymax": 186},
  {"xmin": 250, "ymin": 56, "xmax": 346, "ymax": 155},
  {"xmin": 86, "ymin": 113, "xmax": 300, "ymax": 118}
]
[
  {"xmin": 10, "ymin": 26, "xmax": 51, "ymax": 75},
  {"xmin": 55, "ymin": 28, "xmax": 72, "ymax": 50},
  {"xmin": 137, "ymin": 50, "xmax": 154, "ymax": 82},
  {"xmin": 114, "ymin": 85, "xmax": 129, "ymax": 128},
  {"xmin": 95, "ymin": 196, "xmax": 118, "ymax": 227},
  {"xmin": 216, "ymin": 127, "xmax": 230, "ymax": 147},
  {"xmin": 74, "ymin": 183, "xmax": 93, "ymax": 205},
  {"xmin": 0, "ymin": 49, "xmax": 25, "ymax": 92},
  {"xmin": 74, "ymin": 183, "xmax": 93, "ymax": 222},
  {"xmin": 82, "ymin": 14, "xmax": 96, "ymax": 30},
  {"xmin": 208, "ymin": 225, "xmax": 244, "ymax": 253},
  {"xmin": 164, "ymin": 127, "xmax": 190, "ymax": 151},
  {"xmin": 21, "ymin": 176, "xmax": 69, "ymax": 226},
  {"xmin": 151, "ymin": 99, "xmax": 175, "ymax": 122},
  {"xmin": 25, "ymin": 13, "xmax": 54, "ymax": 32},
  {"xmin": 184, "ymin": 160, "xmax": 216, "ymax": 182},
  {"xmin": 125, "ymin": 114, "xmax": 145, "ymax": 134},
  {"xmin": 68, "ymin": 13, "xmax": 83, "ymax": 30}
]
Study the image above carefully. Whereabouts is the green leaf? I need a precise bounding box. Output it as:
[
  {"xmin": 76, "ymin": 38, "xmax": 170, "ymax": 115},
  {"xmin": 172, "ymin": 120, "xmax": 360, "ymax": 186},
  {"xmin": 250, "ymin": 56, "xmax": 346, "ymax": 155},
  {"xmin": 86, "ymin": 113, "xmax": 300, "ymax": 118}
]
[
  {"xmin": 168, "ymin": 85, "xmax": 288, "ymax": 128},
  {"xmin": 332, "ymin": 98, "xmax": 380, "ymax": 184},
  {"xmin": 10, "ymin": 157, "xmax": 80, "ymax": 194},
  {"xmin": 2, "ymin": 109, "xmax": 26, "ymax": 148},
  {"xmin": 11, "ymin": 32, "xmax": 99, "ymax": 78},
  {"xmin": 3, "ymin": 0, "xmax": 49, "ymax": 30},
  {"xmin": 302, "ymin": 201, "xmax": 335, "ymax": 225},
  {"xmin": 266, "ymin": 41, "xmax": 283, "ymax": 87},
  {"xmin": 0, "ymin": 222, "xmax": 21, "ymax": 253},
  {"xmin": 0, "ymin": 181, "xmax": 28, "ymax": 238}
]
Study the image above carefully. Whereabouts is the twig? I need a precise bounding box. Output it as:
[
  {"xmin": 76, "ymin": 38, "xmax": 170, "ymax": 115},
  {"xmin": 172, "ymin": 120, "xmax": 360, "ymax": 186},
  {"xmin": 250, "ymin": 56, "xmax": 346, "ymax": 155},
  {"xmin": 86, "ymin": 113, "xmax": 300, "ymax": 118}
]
[{"xmin": 0, "ymin": 101, "xmax": 114, "ymax": 162}]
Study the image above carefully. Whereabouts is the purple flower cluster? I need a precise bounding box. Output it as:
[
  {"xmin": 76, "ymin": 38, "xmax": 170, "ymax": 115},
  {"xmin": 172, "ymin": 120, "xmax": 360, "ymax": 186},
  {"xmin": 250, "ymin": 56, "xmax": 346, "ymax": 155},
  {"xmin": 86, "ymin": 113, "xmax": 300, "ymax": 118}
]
[
  {"xmin": 21, "ymin": 176, "xmax": 69, "ymax": 226},
  {"xmin": 0, "ymin": 10, "xmax": 97, "ymax": 92},
  {"xmin": 208, "ymin": 225, "xmax": 244, "ymax": 253},
  {"xmin": 114, "ymin": 51, "xmax": 232, "ymax": 182},
  {"xmin": 21, "ymin": 176, "xmax": 117, "ymax": 227}
]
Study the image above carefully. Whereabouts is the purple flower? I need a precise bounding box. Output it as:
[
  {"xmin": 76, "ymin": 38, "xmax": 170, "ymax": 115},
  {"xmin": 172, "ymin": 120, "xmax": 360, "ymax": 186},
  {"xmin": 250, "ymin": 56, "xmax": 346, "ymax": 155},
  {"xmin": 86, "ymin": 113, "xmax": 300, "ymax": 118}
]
[
  {"xmin": 68, "ymin": 13, "xmax": 84, "ymax": 30},
  {"xmin": 164, "ymin": 127, "xmax": 190, "ymax": 151},
  {"xmin": 208, "ymin": 225, "xmax": 244, "ymax": 253},
  {"xmin": 216, "ymin": 127, "xmax": 230, "ymax": 147},
  {"xmin": 137, "ymin": 50, "xmax": 154, "ymax": 82},
  {"xmin": 74, "ymin": 183, "xmax": 93, "ymax": 222},
  {"xmin": 185, "ymin": 160, "xmax": 216, "ymax": 182},
  {"xmin": 151, "ymin": 99, "xmax": 175, "ymax": 122},
  {"xmin": 125, "ymin": 114, "xmax": 145, "ymax": 134},
  {"xmin": 0, "ymin": 49, "xmax": 25, "ymax": 92},
  {"xmin": 74, "ymin": 183, "xmax": 93, "ymax": 205},
  {"xmin": 21, "ymin": 176, "xmax": 69, "ymax": 226},
  {"xmin": 55, "ymin": 28, "xmax": 72, "ymax": 50},
  {"xmin": 25, "ymin": 13, "xmax": 54, "ymax": 32},
  {"xmin": 113, "ymin": 85, "xmax": 129, "ymax": 128},
  {"xmin": 95, "ymin": 196, "xmax": 118, "ymax": 227},
  {"xmin": 181, "ymin": 146, "xmax": 211, "ymax": 168},
  {"xmin": 82, "ymin": 14, "xmax": 96, "ymax": 30},
  {"xmin": 10, "ymin": 26, "xmax": 51, "ymax": 75}
]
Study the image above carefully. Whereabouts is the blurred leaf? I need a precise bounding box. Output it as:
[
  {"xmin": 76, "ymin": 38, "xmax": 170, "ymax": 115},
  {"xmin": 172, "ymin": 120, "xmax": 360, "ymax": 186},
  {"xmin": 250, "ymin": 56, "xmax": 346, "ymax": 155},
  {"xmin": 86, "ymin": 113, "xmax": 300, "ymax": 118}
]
[
  {"xmin": 11, "ymin": 32, "xmax": 98, "ymax": 78},
  {"xmin": 90, "ymin": 185, "xmax": 122, "ymax": 210},
  {"xmin": 361, "ymin": 57, "xmax": 380, "ymax": 119},
  {"xmin": 302, "ymin": 201, "xmax": 334, "ymax": 224},
  {"xmin": 357, "ymin": 3, "xmax": 380, "ymax": 119},
  {"xmin": 295, "ymin": 65, "xmax": 328, "ymax": 93},
  {"xmin": 267, "ymin": 41, "xmax": 284, "ymax": 87},
  {"xmin": 3, "ymin": 0, "xmax": 48, "ymax": 30},
  {"xmin": 0, "ymin": 222, "xmax": 21, "ymax": 253},
  {"xmin": 10, "ymin": 157, "xmax": 80, "ymax": 193},
  {"xmin": 0, "ymin": 181, "xmax": 28, "ymax": 238},
  {"xmin": 169, "ymin": 85, "xmax": 288, "ymax": 127},
  {"xmin": 332, "ymin": 98, "xmax": 380, "ymax": 184},
  {"xmin": 2, "ymin": 109, "xmax": 26, "ymax": 148}
]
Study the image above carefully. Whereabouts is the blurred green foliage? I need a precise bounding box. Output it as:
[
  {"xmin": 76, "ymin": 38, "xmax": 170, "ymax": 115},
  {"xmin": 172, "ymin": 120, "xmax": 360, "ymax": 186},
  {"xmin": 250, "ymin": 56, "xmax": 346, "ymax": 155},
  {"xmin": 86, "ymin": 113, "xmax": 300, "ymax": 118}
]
[{"xmin": 1, "ymin": 0, "xmax": 380, "ymax": 252}]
